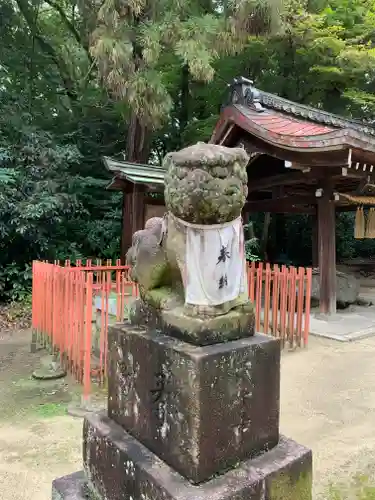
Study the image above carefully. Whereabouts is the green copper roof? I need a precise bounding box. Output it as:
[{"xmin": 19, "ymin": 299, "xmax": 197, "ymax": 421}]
[{"xmin": 103, "ymin": 156, "xmax": 165, "ymax": 188}]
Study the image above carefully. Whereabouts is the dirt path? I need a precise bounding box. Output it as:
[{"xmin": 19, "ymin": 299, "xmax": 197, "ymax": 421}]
[
  {"xmin": 1, "ymin": 330, "xmax": 375, "ymax": 499},
  {"xmin": 0, "ymin": 330, "xmax": 82, "ymax": 500},
  {"xmin": 281, "ymin": 335, "xmax": 375, "ymax": 498}
]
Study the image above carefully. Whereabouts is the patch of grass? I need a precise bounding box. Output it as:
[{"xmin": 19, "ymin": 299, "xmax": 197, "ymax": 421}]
[
  {"xmin": 0, "ymin": 375, "xmax": 76, "ymax": 421},
  {"xmin": 4, "ymin": 400, "xmax": 69, "ymax": 421},
  {"xmin": 328, "ymin": 475, "xmax": 375, "ymax": 500},
  {"xmin": 31, "ymin": 402, "xmax": 68, "ymax": 418},
  {"xmin": 269, "ymin": 472, "xmax": 312, "ymax": 500}
]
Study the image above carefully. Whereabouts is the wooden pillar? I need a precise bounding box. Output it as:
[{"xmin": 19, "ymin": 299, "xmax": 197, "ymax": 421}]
[
  {"xmin": 132, "ymin": 185, "xmax": 145, "ymax": 235},
  {"xmin": 312, "ymin": 205, "xmax": 319, "ymax": 267},
  {"xmin": 120, "ymin": 185, "xmax": 146, "ymax": 263},
  {"xmin": 120, "ymin": 192, "xmax": 133, "ymax": 263},
  {"xmin": 317, "ymin": 180, "xmax": 336, "ymax": 314}
]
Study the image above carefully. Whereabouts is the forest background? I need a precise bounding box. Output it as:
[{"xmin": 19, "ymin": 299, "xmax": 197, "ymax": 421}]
[{"xmin": 1, "ymin": 0, "xmax": 375, "ymax": 301}]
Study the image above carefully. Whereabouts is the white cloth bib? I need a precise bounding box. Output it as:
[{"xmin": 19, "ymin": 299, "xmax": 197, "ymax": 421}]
[{"xmin": 178, "ymin": 216, "xmax": 248, "ymax": 306}]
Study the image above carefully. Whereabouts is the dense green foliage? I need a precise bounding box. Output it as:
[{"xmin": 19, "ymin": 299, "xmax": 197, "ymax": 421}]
[{"xmin": 1, "ymin": 0, "xmax": 375, "ymax": 299}]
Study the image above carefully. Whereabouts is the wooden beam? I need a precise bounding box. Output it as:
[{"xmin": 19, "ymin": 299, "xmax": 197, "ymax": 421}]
[
  {"xmin": 248, "ymin": 167, "xmax": 372, "ymax": 193},
  {"xmin": 336, "ymin": 205, "xmax": 361, "ymax": 212},
  {"xmin": 246, "ymin": 196, "xmax": 315, "ymax": 213},
  {"xmin": 317, "ymin": 179, "xmax": 336, "ymax": 314},
  {"xmin": 246, "ymin": 205, "xmax": 313, "ymax": 214},
  {"xmin": 248, "ymin": 172, "xmax": 310, "ymax": 192},
  {"xmin": 337, "ymin": 169, "xmax": 371, "ymax": 180},
  {"xmin": 219, "ymin": 124, "xmax": 235, "ymax": 145},
  {"xmin": 240, "ymin": 133, "xmax": 350, "ymax": 167}
]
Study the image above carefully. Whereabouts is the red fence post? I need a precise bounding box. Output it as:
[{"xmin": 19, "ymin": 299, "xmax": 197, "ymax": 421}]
[
  {"xmin": 263, "ymin": 263, "xmax": 271, "ymax": 334},
  {"xmin": 304, "ymin": 267, "xmax": 312, "ymax": 346},
  {"xmin": 255, "ymin": 262, "xmax": 263, "ymax": 332},
  {"xmin": 248, "ymin": 262, "xmax": 256, "ymax": 302},
  {"xmin": 296, "ymin": 267, "xmax": 305, "ymax": 347},
  {"xmin": 83, "ymin": 272, "xmax": 93, "ymax": 401},
  {"xmin": 279, "ymin": 265, "xmax": 288, "ymax": 348},
  {"xmin": 288, "ymin": 267, "xmax": 297, "ymax": 348},
  {"xmin": 104, "ymin": 270, "xmax": 111, "ymax": 385},
  {"xmin": 271, "ymin": 264, "xmax": 280, "ymax": 338},
  {"xmin": 31, "ymin": 261, "xmax": 37, "ymax": 352}
]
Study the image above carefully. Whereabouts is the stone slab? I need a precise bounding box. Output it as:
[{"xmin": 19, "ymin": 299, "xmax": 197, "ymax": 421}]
[
  {"xmin": 108, "ymin": 324, "xmax": 280, "ymax": 483},
  {"xmin": 52, "ymin": 471, "xmax": 86, "ymax": 500},
  {"xmin": 259, "ymin": 307, "xmax": 375, "ymax": 343},
  {"xmin": 309, "ymin": 309, "xmax": 375, "ymax": 342},
  {"xmin": 83, "ymin": 411, "xmax": 312, "ymax": 500}
]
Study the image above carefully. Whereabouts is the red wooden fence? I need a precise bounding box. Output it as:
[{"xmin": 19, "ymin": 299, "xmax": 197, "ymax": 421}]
[
  {"xmin": 32, "ymin": 260, "xmax": 135, "ymax": 399},
  {"xmin": 32, "ymin": 260, "xmax": 312, "ymax": 398},
  {"xmin": 247, "ymin": 262, "xmax": 312, "ymax": 348}
]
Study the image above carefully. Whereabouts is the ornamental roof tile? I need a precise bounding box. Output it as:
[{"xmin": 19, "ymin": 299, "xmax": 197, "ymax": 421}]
[
  {"xmin": 257, "ymin": 89, "xmax": 375, "ymax": 136},
  {"xmin": 239, "ymin": 107, "xmax": 334, "ymax": 137},
  {"xmin": 211, "ymin": 77, "xmax": 375, "ymax": 158}
]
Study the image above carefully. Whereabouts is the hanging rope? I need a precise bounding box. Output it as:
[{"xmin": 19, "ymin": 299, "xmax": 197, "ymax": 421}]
[
  {"xmin": 337, "ymin": 193, "xmax": 375, "ymax": 205},
  {"xmin": 355, "ymin": 206, "xmax": 365, "ymax": 239},
  {"xmin": 335, "ymin": 192, "xmax": 375, "ymax": 239},
  {"xmin": 366, "ymin": 208, "xmax": 375, "ymax": 238}
]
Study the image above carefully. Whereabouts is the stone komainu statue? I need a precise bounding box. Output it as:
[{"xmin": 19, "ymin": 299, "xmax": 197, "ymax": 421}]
[{"xmin": 126, "ymin": 142, "xmax": 255, "ymax": 345}]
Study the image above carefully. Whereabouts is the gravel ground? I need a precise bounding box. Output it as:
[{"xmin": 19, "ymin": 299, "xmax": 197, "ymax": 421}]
[
  {"xmin": 1, "ymin": 329, "xmax": 375, "ymax": 499},
  {"xmin": 281, "ymin": 335, "xmax": 375, "ymax": 498},
  {"xmin": 0, "ymin": 329, "xmax": 82, "ymax": 500}
]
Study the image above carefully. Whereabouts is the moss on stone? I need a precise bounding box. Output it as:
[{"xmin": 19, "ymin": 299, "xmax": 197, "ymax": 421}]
[
  {"xmin": 143, "ymin": 286, "xmax": 181, "ymax": 310},
  {"xmin": 269, "ymin": 471, "xmax": 312, "ymax": 500},
  {"xmin": 161, "ymin": 302, "xmax": 255, "ymax": 346},
  {"xmin": 164, "ymin": 143, "xmax": 249, "ymax": 224},
  {"xmin": 145, "ymin": 259, "xmax": 171, "ymax": 290},
  {"xmin": 127, "ymin": 143, "xmax": 254, "ymax": 345}
]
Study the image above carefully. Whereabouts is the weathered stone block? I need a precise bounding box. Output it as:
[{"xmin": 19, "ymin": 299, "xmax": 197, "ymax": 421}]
[
  {"xmin": 82, "ymin": 412, "xmax": 312, "ymax": 500},
  {"xmin": 108, "ymin": 324, "xmax": 280, "ymax": 483},
  {"xmin": 129, "ymin": 296, "xmax": 255, "ymax": 346},
  {"xmin": 161, "ymin": 302, "xmax": 255, "ymax": 345},
  {"xmin": 52, "ymin": 471, "xmax": 86, "ymax": 500}
]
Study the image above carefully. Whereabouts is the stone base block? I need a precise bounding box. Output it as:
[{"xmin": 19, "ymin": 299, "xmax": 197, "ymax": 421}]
[
  {"xmin": 129, "ymin": 296, "xmax": 255, "ymax": 346},
  {"xmin": 108, "ymin": 325, "xmax": 280, "ymax": 483},
  {"xmin": 161, "ymin": 302, "xmax": 255, "ymax": 345},
  {"xmin": 83, "ymin": 412, "xmax": 312, "ymax": 500},
  {"xmin": 52, "ymin": 471, "xmax": 86, "ymax": 500}
]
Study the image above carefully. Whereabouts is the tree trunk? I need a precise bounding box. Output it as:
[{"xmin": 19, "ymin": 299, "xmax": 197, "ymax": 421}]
[
  {"xmin": 121, "ymin": 112, "xmax": 152, "ymax": 261},
  {"xmin": 179, "ymin": 64, "xmax": 190, "ymax": 146},
  {"xmin": 126, "ymin": 111, "xmax": 152, "ymax": 163}
]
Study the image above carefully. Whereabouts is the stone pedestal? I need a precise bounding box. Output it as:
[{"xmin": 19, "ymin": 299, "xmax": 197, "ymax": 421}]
[
  {"xmin": 53, "ymin": 413, "xmax": 312, "ymax": 500},
  {"xmin": 52, "ymin": 324, "xmax": 312, "ymax": 500},
  {"xmin": 108, "ymin": 325, "xmax": 280, "ymax": 483}
]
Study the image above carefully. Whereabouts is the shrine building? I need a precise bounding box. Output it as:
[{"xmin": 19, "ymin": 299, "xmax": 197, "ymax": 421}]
[{"xmin": 103, "ymin": 76, "xmax": 375, "ymax": 316}]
